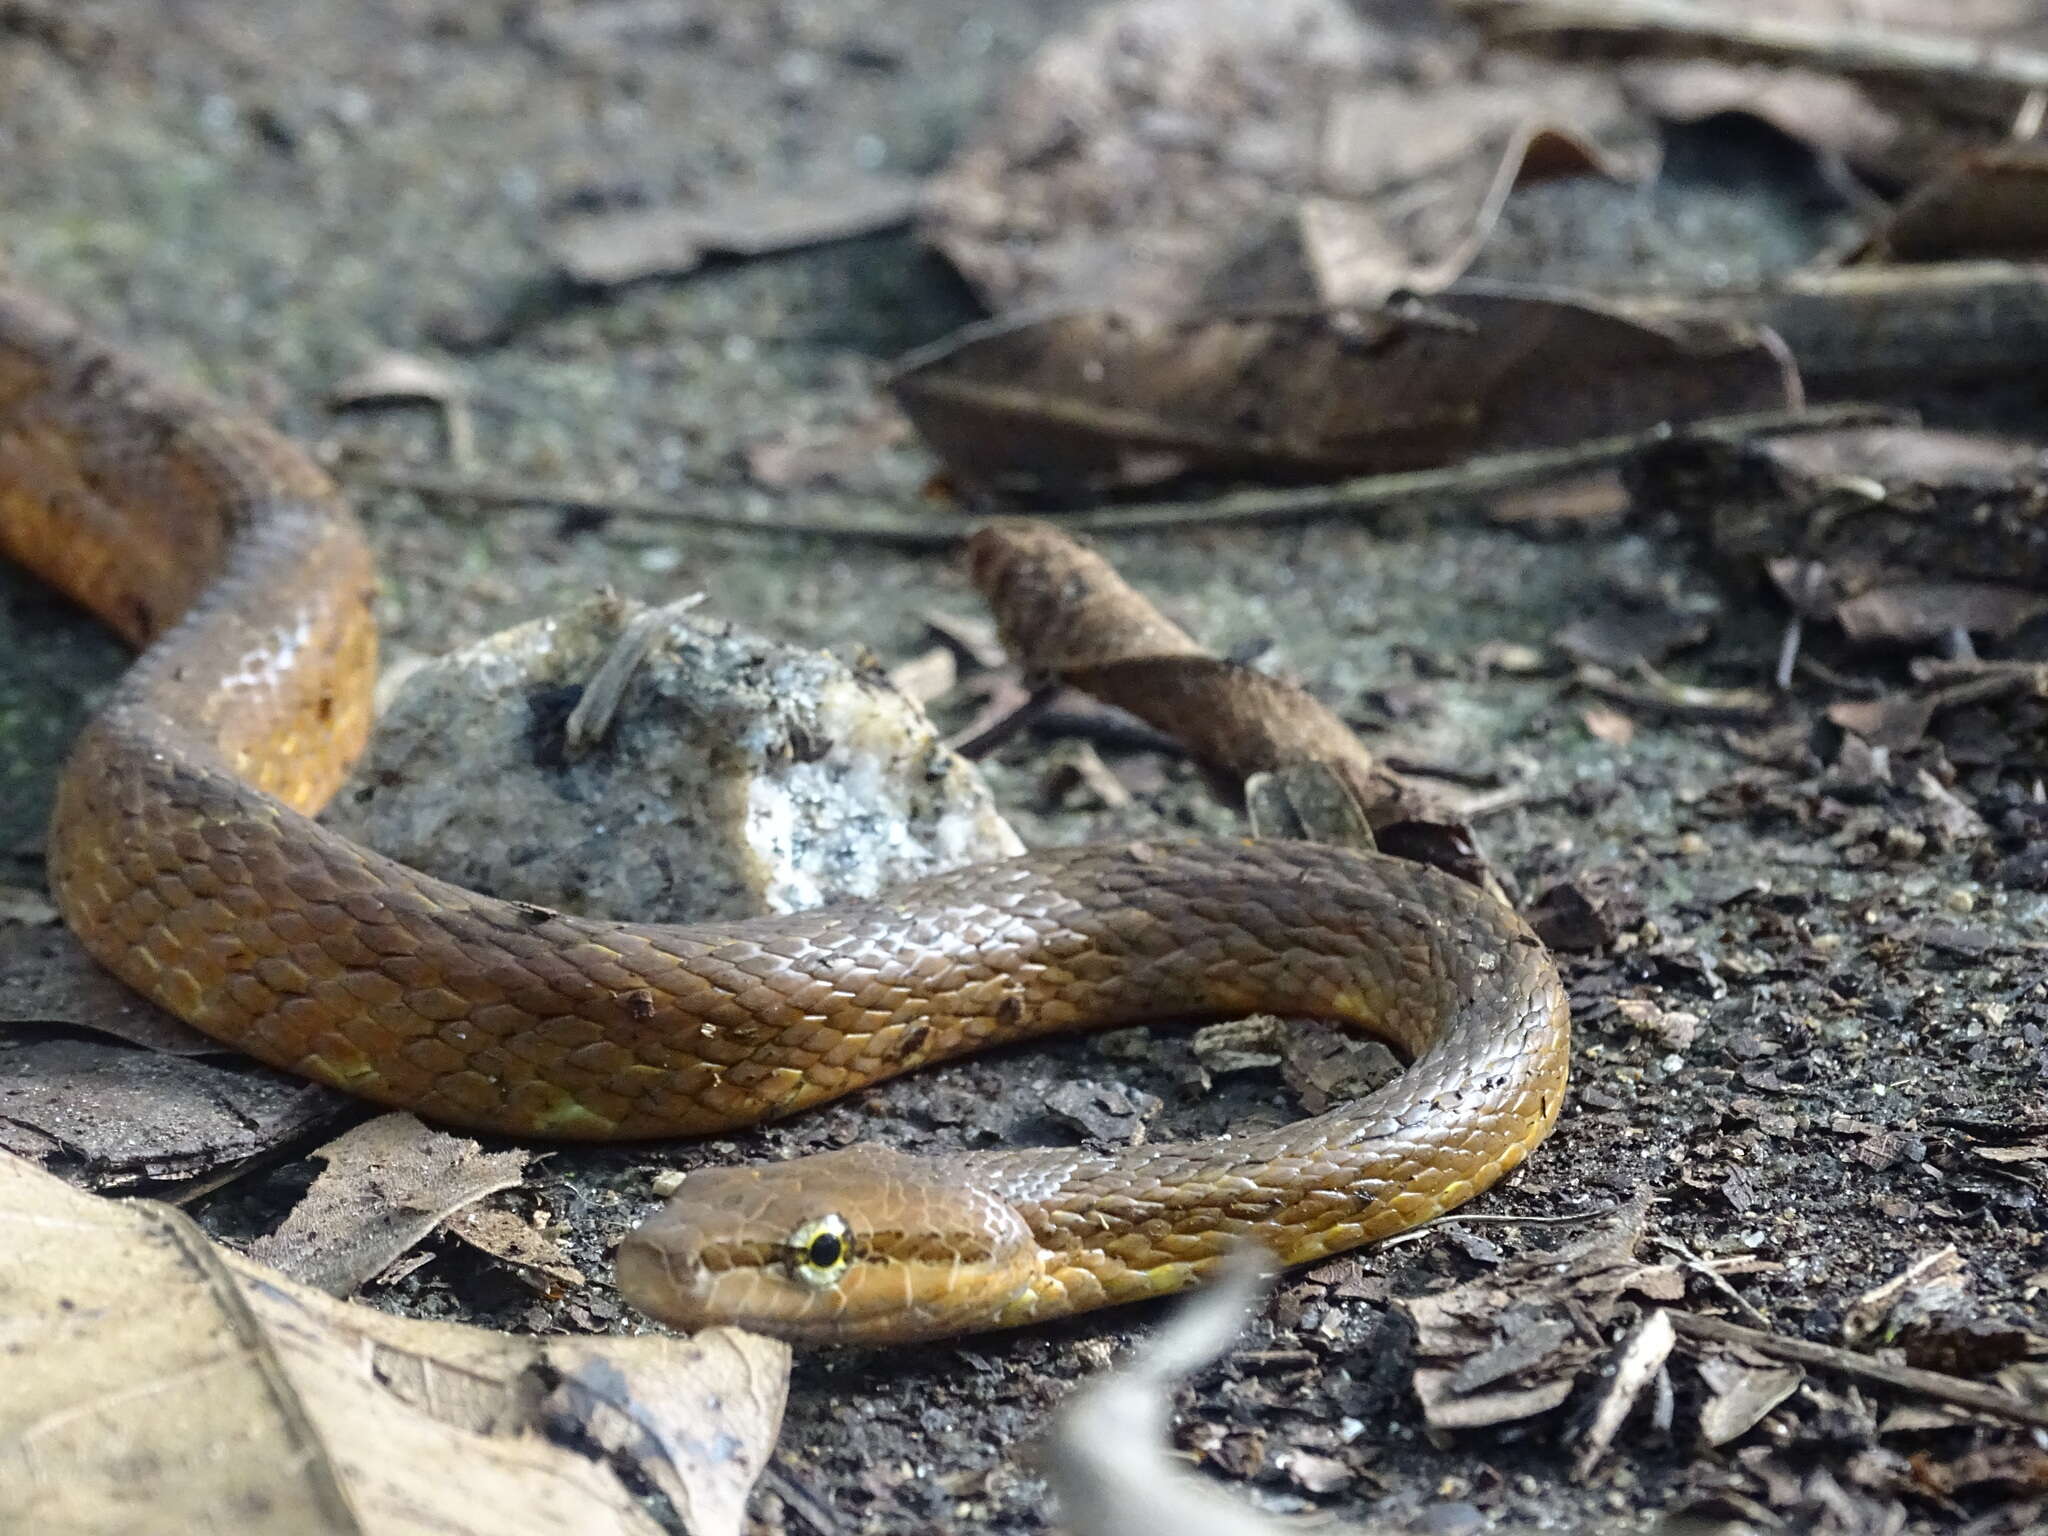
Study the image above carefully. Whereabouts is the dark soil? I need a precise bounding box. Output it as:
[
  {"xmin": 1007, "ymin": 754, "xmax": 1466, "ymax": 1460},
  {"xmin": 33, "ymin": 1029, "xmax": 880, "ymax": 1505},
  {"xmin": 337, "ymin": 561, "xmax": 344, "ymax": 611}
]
[{"xmin": 2, "ymin": 6, "xmax": 2043, "ymax": 1535}]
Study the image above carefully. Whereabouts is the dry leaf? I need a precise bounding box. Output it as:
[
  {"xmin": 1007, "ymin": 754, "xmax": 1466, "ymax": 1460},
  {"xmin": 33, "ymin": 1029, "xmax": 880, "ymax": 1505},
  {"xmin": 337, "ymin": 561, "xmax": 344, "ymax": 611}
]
[
  {"xmin": 246, "ymin": 1113, "xmax": 531, "ymax": 1296},
  {"xmin": 1696, "ymin": 1354, "xmax": 1805, "ymax": 1446},
  {"xmin": 551, "ymin": 174, "xmax": 918, "ymax": 287},
  {"xmin": 445, "ymin": 1204, "xmax": 587, "ymax": 1292},
  {"xmin": 1574, "ymin": 1308, "xmax": 1676, "ymax": 1478},
  {"xmin": 968, "ymin": 520, "xmax": 1450, "ymax": 836},
  {"xmin": 1399, "ymin": 1193, "xmax": 1682, "ymax": 1431},
  {"xmin": 923, "ymin": 0, "xmax": 1658, "ymax": 313},
  {"xmin": 1861, "ymin": 144, "xmax": 2048, "ymax": 262},
  {"xmin": 895, "ymin": 293, "xmax": 1796, "ymax": 501},
  {"xmin": 1635, "ymin": 424, "xmax": 2048, "ymax": 593},
  {"xmin": 0, "ymin": 1149, "xmax": 787, "ymax": 1536},
  {"xmin": 0, "ymin": 1035, "xmax": 347, "ymax": 1187}
]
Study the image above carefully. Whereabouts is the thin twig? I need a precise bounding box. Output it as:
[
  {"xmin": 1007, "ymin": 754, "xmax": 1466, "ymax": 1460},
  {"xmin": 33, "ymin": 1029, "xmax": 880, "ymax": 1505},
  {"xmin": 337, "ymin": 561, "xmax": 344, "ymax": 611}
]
[
  {"xmin": 1670, "ymin": 1312, "xmax": 2048, "ymax": 1430},
  {"xmin": 343, "ymin": 404, "xmax": 1892, "ymax": 547},
  {"xmin": 1651, "ymin": 1234, "xmax": 1772, "ymax": 1327}
]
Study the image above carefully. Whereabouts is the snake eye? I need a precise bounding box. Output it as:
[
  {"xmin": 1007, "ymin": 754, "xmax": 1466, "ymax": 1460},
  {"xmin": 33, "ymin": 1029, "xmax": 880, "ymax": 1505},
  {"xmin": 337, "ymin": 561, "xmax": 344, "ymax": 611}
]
[{"xmin": 787, "ymin": 1213, "xmax": 853, "ymax": 1287}]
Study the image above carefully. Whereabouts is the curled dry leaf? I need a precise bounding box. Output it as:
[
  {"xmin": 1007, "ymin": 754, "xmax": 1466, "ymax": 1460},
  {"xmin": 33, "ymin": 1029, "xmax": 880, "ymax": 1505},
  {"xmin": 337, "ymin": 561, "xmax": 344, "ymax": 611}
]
[
  {"xmin": 0, "ymin": 1149, "xmax": 787, "ymax": 1536},
  {"xmin": 894, "ymin": 292, "xmax": 1797, "ymax": 502},
  {"xmin": 1573, "ymin": 1307, "xmax": 1676, "ymax": 1479},
  {"xmin": 246, "ymin": 1112, "xmax": 532, "ymax": 1297},
  {"xmin": 967, "ymin": 520, "xmax": 1447, "ymax": 836}
]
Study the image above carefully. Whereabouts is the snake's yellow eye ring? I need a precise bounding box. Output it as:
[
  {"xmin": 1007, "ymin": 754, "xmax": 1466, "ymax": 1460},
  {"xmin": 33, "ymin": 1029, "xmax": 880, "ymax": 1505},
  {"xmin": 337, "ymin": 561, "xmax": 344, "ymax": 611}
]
[{"xmin": 787, "ymin": 1213, "xmax": 854, "ymax": 1287}]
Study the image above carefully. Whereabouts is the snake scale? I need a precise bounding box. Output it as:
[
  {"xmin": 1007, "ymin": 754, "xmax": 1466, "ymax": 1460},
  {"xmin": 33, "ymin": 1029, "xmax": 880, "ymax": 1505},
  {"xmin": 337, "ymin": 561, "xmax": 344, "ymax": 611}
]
[{"xmin": 0, "ymin": 284, "xmax": 1568, "ymax": 1343}]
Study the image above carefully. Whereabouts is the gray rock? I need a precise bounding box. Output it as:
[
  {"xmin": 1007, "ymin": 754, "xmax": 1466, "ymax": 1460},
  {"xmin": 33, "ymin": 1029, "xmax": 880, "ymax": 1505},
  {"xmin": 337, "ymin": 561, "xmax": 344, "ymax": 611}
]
[{"xmin": 327, "ymin": 593, "xmax": 1022, "ymax": 923}]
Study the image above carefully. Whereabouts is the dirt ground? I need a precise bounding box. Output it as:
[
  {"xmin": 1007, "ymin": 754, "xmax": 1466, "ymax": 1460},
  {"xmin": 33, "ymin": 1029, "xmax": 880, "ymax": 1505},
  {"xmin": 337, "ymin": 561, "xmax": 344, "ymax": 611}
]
[{"xmin": 3, "ymin": 4, "xmax": 2045, "ymax": 1534}]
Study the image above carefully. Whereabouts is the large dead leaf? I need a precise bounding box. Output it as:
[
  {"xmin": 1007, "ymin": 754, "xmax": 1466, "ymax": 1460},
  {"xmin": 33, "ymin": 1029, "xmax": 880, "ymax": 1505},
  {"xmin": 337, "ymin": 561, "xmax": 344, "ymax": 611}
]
[
  {"xmin": 921, "ymin": 0, "xmax": 1656, "ymax": 314},
  {"xmin": 0, "ymin": 1149, "xmax": 787, "ymax": 1536},
  {"xmin": 895, "ymin": 292, "xmax": 1796, "ymax": 501},
  {"xmin": 0, "ymin": 1035, "xmax": 349, "ymax": 1187}
]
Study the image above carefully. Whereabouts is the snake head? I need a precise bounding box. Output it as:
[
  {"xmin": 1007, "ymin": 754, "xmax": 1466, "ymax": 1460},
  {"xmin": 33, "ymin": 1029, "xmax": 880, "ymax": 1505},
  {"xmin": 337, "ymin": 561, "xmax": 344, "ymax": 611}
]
[{"xmin": 615, "ymin": 1145, "xmax": 1041, "ymax": 1345}]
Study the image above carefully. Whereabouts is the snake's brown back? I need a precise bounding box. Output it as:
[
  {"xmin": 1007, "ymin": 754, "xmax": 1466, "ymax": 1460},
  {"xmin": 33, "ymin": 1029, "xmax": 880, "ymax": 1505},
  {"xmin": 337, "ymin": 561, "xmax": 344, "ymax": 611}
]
[{"xmin": 0, "ymin": 284, "xmax": 1569, "ymax": 1341}]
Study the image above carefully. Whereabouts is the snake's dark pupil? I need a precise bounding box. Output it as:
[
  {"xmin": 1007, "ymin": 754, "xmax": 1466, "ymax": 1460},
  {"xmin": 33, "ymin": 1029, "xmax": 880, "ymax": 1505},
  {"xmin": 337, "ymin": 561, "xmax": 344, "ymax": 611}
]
[{"xmin": 808, "ymin": 1231, "xmax": 843, "ymax": 1268}]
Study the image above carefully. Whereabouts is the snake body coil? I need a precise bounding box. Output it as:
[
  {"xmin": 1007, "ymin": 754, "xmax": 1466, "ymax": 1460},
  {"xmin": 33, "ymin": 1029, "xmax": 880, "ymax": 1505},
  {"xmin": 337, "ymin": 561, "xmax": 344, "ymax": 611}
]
[{"xmin": 0, "ymin": 286, "xmax": 1569, "ymax": 1343}]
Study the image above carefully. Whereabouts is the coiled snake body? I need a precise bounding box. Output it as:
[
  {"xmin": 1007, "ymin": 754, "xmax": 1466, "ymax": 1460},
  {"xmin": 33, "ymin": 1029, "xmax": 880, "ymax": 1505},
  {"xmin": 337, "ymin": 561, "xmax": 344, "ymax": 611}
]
[{"xmin": 0, "ymin": 286, "xmax": 1569, "ymax": 1344}]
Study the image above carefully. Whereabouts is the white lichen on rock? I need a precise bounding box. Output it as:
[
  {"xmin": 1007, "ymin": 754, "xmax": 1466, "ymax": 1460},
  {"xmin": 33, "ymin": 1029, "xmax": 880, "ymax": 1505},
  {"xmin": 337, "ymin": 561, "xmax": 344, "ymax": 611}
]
[{"xmin": 326, "ymin": 594, "xmax": 1022, "ymax": 923}]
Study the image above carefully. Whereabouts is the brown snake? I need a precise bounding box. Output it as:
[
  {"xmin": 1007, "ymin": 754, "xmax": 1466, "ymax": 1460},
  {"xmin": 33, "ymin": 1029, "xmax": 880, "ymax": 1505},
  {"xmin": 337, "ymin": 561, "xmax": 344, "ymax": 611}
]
[{"xmin": 0, "ymin": 286, "xmax": 1569, "ymax": 1344}]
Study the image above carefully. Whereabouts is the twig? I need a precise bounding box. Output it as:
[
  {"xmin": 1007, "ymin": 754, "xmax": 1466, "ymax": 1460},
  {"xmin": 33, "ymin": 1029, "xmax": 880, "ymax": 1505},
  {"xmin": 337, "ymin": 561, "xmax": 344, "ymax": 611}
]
[
  {"xmin": 343, "ymin": 404, "xmax": 1892, "ymax": 547},
  {"xmin": 1458, "ymin": 0, "xmax": 2048, "ymax": 102},
  {"xmin": 1670, "ymin": 1312, "xmax": 2048, "ymax": 1430},
  {"xmin": 1652, "ymin": 1234, "xmax": 1772, "ymax": 1327}
]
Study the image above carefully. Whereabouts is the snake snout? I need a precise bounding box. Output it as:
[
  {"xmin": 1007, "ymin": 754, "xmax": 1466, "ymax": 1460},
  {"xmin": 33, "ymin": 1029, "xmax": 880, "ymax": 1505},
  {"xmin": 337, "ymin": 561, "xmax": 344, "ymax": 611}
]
[{"xmin": 615, "ymin": 1147, "xmax": 1045, "ymax": 1344}]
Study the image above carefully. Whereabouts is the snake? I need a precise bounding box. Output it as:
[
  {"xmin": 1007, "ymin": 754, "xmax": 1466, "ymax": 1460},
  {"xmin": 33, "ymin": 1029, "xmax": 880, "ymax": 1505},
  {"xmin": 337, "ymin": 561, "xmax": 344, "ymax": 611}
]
[{"xmin": 0, "ymin": 284, "xmax": 1570, "ymax": 1345}]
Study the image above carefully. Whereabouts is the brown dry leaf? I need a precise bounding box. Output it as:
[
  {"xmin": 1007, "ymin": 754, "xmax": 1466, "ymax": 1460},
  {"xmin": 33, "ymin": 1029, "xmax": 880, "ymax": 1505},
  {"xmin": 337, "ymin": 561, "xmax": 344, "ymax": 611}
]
[
  {"xmin": 1555, "ymin": 605, "xmax": 1712, "ymax": 670},
  {"xmin": 967, "ymin": 520, "xmax": 1448, "ymax": 836},
  {"xmin": 1632, "ymin": 424, "xmax": 2048, "ymax": 592},
  {"xmin": 1861, "ymin": 144, "xmax": 2048, "ymax": 262},
  {"xmin": 1835, "ymin": 581, "xmax": 2048, "ymax": 644},
  {"xmin": 924, "ymin": 0, "xmax": 1664, "ymax": 314},
  {"xmin": 1696, "ymin": 1353, "xmax": 1805, "ymax": 1446},
  {"xmin": 0, "ymin": 1149, "xmax": 787, "ymax": 1536},
  {"xmin": 550, "ymin": 173, "xmax": 919, "ymax": 287},
  {"xmin": 0, "ymin": 1034, "xmax": 348, "ymax": 1187},
  {"xmin": 1844, "ymin": 1246, "xmax": 1969, "ymax": 1343},
  {"xmin": 1399, "ymin": 1193, "xmax": 1683, "ymax": 1431},
  {"xmin": 445, "ymin": 1204, "xmax": 587, "ymax": 1292},
  {"xmin": 895, "ymin": 293, "xmax": 1795, "ymax": 502},
  {"xmin": 1215, "ymin": 110, "xmax": 1649, "ymax": 309},
  {"xmin": 246, "ymin": 1113, "xmax": 531, "ymax": 1296}
]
